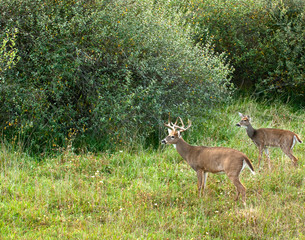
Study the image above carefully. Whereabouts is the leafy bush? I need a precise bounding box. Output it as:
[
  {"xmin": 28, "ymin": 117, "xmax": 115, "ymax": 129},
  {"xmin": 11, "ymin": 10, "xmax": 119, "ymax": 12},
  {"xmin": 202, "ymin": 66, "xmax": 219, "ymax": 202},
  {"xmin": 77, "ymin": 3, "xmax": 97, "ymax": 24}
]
[
  {"xmin": 0, "ymin": 0, "xmax": 233, "ymax": 153},
  {"xmin": 186, "ymin": 0, "xmax": 305, "ymax": 101},
  {"xmin": 185, "ymin": 0, "xmax": 270, "ymax": 87},
  {"xmin": 256, "ymin": 0, "xmax": 305, "ymax": 99}
]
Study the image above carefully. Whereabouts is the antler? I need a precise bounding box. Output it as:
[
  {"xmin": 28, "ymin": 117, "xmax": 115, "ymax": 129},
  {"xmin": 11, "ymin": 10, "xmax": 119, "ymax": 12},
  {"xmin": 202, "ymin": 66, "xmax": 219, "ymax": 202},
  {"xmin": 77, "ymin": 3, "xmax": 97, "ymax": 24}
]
[
  {"xmin": 164, "ymin": 116, "xmax": 176, "ymax": 131},
  {"xmin": 176, "ymin": 117, "xmax": 192, "ymax": 132},
  {"xmin": 168, "ymin": 117, "xmax": 192, "ymax": 132}
]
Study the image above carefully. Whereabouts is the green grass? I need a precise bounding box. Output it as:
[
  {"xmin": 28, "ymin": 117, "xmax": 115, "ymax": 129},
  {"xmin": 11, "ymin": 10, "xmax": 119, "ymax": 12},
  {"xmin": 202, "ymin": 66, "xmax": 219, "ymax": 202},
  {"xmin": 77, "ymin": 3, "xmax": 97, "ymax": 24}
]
[{"xmin": 0, "ymin": 98, "xmax": 304, "ymax": 239}]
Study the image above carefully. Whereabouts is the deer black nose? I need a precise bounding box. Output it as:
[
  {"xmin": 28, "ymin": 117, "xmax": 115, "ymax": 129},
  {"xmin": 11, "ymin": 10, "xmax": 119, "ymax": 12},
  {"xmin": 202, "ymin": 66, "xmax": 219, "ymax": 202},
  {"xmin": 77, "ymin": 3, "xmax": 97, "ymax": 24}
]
[
  {"xmin": 236, "ymin": 123, "xmax": 241, "ymax": 127},
  {"xmin": 161, "ymin": 139, "xmax": 167, "ymax": 144}
]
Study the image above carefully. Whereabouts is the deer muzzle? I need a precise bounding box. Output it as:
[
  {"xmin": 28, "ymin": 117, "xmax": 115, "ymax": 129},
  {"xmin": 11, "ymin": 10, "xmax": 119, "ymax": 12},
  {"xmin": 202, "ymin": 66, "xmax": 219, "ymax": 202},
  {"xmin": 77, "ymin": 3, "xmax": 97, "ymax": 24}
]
[
  {"xmin": 236, "ymin": 123, "xmax": 241, "ymax": 127},
  {"xmin": 161, "ymin": 139, "xmax": 167, "ymax": 144}
]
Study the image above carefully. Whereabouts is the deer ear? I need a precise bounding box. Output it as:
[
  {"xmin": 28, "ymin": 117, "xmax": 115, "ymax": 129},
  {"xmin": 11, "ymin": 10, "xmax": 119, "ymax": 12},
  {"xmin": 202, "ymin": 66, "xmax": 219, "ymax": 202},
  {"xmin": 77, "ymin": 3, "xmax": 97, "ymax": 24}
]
[
  {"xmin": 178, "ymin": 131, "xmax": 181, "ymax": 138},
  {"xmin": 246, "ymin": 115, "xmax": 251, "ymax": 121},
  {"xmin": 238, "ymin": 112, "xmax": 244, "ymax": 117}
]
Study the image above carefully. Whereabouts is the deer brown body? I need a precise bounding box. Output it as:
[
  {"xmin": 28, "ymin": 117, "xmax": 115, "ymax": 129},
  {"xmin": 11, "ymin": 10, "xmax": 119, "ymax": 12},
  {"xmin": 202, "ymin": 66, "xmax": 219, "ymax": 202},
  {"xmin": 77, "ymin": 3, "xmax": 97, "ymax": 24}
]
[
  {"xmin": 236, "ymin": 113, "xmax": 302, "ymax": 169},
  {"xmin": 162, "ymin": 118, "xmax": 255, "ymax": 203}
]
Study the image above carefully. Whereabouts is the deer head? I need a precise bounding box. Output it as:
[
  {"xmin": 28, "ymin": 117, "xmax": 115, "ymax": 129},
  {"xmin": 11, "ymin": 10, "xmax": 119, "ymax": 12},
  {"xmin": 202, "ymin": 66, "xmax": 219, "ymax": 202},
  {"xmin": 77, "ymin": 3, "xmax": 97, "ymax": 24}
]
[
  {"xmin": 236, "ymin": 112, "xmax": 251, "ymax": 128},
  {"xmin": 161, "ymin": 117, "xmax": 192, "ymax": 145}
]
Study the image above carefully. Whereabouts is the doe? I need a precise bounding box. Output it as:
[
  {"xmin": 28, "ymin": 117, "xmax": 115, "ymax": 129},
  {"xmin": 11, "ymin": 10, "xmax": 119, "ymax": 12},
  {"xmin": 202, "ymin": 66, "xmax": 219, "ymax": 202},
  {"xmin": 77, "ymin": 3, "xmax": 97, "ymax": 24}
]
[
  {"xmin": 236, "ymin": 112, "xmax": 302, "ymax": 169},
  {"xmin": 161, "ymin": 117, "xmax": 255, "ymax": 204}
]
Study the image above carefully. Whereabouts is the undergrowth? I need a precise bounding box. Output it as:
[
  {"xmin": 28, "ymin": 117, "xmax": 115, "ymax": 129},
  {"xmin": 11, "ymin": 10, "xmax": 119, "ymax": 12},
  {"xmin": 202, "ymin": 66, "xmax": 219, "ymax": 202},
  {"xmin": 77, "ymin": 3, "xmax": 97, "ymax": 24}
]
[{"xmin": 0, "ymin": 98, "xmax": 304, "ymax": 239}]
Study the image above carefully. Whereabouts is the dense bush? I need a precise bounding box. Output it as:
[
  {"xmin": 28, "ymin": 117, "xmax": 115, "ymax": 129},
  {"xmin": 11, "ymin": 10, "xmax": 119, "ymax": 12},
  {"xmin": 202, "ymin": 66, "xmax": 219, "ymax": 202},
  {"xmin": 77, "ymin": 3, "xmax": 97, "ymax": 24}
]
[
  {"xmin": 182, "ymin": 0, "xmax": 269, "ymax": 86},
  {"xmin": 0, "ymin": 0, "xmax": 233, "ymax": 153},
  {"xmin": 186, "ymin": 0, "xmax": 305, "ymax": 101},
  {"xmin": 257, "ymin": 0, "xmax": 305, "ymax": 98}
]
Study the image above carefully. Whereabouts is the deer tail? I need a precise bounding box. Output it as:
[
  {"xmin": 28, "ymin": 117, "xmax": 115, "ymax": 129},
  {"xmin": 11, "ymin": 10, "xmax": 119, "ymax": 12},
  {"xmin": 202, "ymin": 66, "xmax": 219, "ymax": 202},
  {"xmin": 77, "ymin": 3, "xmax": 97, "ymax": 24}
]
[
  {"xmin": 244, "ymin": 157, "xmax": 255, "ymax": 175},
  {"xmin": 294, "ymin": 134, "xmax": 302, "ymax": 143}
]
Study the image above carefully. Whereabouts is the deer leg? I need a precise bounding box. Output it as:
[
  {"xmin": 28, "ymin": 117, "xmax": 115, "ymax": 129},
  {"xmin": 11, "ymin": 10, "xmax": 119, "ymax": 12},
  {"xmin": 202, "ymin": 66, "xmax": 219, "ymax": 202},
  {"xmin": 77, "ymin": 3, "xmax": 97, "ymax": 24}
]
[
  {"xmin": 264, "ymin": 148, "xmax": 271, "ymax": 170},
  {"xmin": 281, "ymin": 147, "xmax": 298, "ymax": 167},
  {"xmin": 258, "ymin": 146, "xmax": 264, "ymax": 169},
  {"xmin": 198, "ymin": 171, "xmax": 208, "ymax": 197},
  {"xmin": 196, "ymin": 170, "xmax": 203, "ymax": 197},
  {"xmin": 202, "ymin": 172, "xmax": 208, "ymax": 193},
  {"xmin": 228, "ymin": 175, "xmax": 246, "ymax": 203}
]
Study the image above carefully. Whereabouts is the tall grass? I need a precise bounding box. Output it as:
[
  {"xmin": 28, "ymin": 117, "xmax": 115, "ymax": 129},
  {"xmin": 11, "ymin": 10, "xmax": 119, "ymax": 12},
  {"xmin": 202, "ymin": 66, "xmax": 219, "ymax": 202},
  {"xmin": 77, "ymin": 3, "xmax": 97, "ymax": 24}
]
[{"xmin": 0, "ymin": 98, "xmax": 304, "ymax": 239}]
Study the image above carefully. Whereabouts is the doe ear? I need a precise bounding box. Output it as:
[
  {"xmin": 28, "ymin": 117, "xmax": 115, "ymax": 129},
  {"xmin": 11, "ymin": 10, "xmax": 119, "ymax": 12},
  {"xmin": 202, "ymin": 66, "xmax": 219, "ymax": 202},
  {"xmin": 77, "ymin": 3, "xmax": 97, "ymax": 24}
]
[
  {"xmin": 238, "ymin": 112, "xmax": 244, "ymax": 118},
  {"xmin": 246, "ymin": 115, "xmax": 251, "ymax": 122}
]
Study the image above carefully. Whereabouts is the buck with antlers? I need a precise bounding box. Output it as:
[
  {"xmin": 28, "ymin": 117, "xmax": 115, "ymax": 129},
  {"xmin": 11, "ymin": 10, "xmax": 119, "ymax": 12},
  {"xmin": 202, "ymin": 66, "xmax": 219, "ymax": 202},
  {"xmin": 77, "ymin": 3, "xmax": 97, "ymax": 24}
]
[
  {"xmin": 161, "ymin": 117, "xmax": 255, "ymax": 204},
  {"xmin": 236, "ymin": 113, "xmax": 302, "ymax": 169}
]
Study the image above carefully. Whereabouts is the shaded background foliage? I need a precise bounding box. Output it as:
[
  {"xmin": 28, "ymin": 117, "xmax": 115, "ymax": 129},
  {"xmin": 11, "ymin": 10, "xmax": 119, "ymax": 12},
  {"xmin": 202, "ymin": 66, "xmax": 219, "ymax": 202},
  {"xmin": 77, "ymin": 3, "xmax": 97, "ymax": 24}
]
[
  {"xmin": 0, "ymin": 0, "xmax": 233, "ymax": 153},
  {"xmin": 181, "ymin": 0, "xmax": 305, "ymax": 100}
]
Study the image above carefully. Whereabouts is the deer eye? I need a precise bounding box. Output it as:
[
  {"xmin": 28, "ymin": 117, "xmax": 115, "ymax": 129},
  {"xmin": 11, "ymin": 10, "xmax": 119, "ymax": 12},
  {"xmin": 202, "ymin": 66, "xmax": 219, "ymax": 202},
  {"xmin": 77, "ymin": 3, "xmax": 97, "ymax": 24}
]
[{"xmin": 171, "ymin": 136, "xmax": 175, "ymax": 139}]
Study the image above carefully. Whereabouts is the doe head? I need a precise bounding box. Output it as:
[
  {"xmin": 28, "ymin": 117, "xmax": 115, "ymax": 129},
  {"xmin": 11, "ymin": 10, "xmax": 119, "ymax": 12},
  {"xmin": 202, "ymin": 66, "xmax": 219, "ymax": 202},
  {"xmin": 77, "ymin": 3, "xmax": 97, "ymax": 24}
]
[{"xmin": 236, "ymin": 112, "xmax": 251, "ymax": 128}]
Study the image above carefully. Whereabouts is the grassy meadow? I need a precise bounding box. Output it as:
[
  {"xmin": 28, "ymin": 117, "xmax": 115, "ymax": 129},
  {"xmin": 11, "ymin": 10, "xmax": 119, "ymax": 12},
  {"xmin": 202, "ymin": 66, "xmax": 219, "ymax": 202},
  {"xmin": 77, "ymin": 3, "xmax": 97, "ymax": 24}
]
[{"xmin": 1, "ymin": 98, "xmax": 305, "ymax": 239}]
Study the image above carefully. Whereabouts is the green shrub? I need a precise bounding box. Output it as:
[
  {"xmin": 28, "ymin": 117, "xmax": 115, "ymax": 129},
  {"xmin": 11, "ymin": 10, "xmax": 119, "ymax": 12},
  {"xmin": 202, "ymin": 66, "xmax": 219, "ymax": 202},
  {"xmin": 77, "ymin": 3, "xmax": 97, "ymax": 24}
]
[
  {"xmin": 0, "ymin": 0, "xmax": 233, "ymax": 153},
  {"xmin": 185, "ymin": 0, "xmax": 270, "ymax": 87},
  {"xmin": 256, "ymin": 0, "xmax": 305, "ymax": 100},
  {"xmin": 186, "ymin": 0, "xmax": 305, "ymax": 102}
]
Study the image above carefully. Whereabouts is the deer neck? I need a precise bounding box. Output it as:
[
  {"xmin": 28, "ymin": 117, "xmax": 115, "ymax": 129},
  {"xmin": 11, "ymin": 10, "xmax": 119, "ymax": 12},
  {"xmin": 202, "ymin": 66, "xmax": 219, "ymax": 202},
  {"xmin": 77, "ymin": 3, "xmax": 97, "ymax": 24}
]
[
  {"xmin": 175, "ymin": 138, "xmax": 192, "ymax": 162},
  {"xmin": 246, "ymin": 123, "xmax": 256, "ymax": 138}
]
